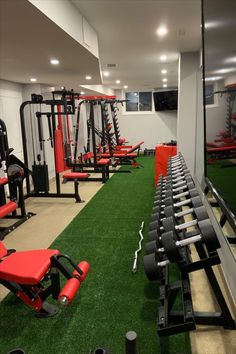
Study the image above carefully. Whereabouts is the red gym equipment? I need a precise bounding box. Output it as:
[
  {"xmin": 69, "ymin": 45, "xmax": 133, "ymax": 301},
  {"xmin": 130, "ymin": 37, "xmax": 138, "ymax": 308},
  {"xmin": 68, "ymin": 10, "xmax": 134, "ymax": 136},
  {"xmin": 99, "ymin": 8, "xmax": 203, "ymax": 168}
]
[{"xmin": 0, "ymin": 241, "xmax": 90, "ymax": 317}]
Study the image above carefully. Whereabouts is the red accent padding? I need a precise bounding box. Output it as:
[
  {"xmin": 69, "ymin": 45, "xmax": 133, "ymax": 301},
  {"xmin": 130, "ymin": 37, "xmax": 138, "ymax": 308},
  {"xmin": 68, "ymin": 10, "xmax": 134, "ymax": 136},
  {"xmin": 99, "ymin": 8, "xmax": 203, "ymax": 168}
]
[
  {"xmin": 0, "ymin": 241, "xmax": 8, "ymax": 259},
  {"xmin": 0, "ymin": 249, "xmax": 60, "ymax": 284},
  {"xmin": 17, "ymin": 291, "xmax": 42, "ymax": 311},
  {"xmin": 118, "ymin": 138, "xmax": 126, "ymax": 144},
  {"xmin": 154, "ymin": 144, "xmax": 177, "ymax": 186},
  {"xmin": 54, "ymin": 129, "xmax": 65, "ymax": 173},
  {"xmin": 58, "ymin": 278, "xmax": 81, "ymax": 304},
  {"xmin": 127, "ymin": 141, "xmax": 144, "ymax": 153},
  {"xmin": 207, "ymin": 145, "xmax": 236, "ymax": 153},
  {"xmin": 0, "ymin": 178, "xmax": 8, "ymax": 186},
  {"xmin": 0, "ymin": 201, "xmax": 17, "ymax": 218},
  {"xmin": 63, "ymin": 172, "xmax": 90, "ymax": 180},
  {"xmin": 73, "ymin": 261, "xmax": 90, "ymax": 282},
  {"xmin": 97, "ymin": 158, "xmax": 110, "ymax": 165}
]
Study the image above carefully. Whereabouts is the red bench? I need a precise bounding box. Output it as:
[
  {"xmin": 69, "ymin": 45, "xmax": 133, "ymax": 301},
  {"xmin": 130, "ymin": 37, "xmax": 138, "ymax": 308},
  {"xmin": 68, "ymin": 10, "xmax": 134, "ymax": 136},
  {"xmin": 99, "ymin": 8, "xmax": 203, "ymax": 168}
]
[{"xmin": 0, "ymin": 241, "xmax": 89, "ymax": 317}]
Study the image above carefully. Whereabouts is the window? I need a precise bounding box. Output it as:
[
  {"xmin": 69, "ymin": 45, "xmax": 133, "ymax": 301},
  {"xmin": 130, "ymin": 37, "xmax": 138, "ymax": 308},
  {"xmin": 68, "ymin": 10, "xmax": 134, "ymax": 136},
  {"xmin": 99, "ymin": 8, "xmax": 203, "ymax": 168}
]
[
  {"xmin": 205, "ymin": 84, "xmax": 214, "ymax": 105},
  {"xmin": 125, "ymin": 91, "xmax": 152, "ymax": 112}
]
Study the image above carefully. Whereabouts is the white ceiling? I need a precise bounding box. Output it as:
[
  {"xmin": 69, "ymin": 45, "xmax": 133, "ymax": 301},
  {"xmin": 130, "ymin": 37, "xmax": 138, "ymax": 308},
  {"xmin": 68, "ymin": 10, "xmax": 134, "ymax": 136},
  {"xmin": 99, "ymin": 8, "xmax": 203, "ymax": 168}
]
[
  {"xmin": 0, "ymin": 0, "xmax": 201, "ymax": 92},
  {"xmin": 73, "ymin": 0, "xmax": 201, "ymax": 90},
  {"xmin": 0, "ymin": 0, "xmax": 101, "ymax": 91},
  {"xmin": 203, "ymin": 0, "xmax": 236, "ymax": 80}
]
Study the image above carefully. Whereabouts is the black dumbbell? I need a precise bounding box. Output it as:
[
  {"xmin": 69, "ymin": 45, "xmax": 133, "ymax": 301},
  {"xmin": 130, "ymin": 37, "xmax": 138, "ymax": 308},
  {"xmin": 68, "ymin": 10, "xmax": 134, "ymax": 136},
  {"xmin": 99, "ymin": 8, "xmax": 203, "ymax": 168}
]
[
  {"xmin": 150, "ymin": 204, "xmax": 208, "ymax": 232},
  {"xmin": 153, "ymin": 187, "xmax": 199, "ymax": 209},
  {"xmin": 153, "ymin": 190, "xmax": 200, "ymax": 215},
  {"xmin": 155, "ymin": 175, "xmax": 193, "ymax": 196},
  {"xmin": 144, "ymin": 219, "xmax": 220, "ymax": 280},
  {"xmin": 148, "ymin": 204, "xmax": 208, "ymax": 242},
  {"xmin": 150, "ymin": 195, "xmax": 202, "ymax": 240},
  {"xmin": 147, "ymin": 205, "xmax": 208, "ymax": 253},
  {"xmin": 154, "ymin": 181, "xmax": 195, "ymax": 202}
]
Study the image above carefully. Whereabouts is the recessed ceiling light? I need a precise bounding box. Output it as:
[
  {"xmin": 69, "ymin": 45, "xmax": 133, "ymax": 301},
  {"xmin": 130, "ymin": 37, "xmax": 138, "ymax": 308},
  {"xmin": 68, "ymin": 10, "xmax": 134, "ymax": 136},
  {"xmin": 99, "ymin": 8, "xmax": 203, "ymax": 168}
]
[
  {"xmin": 50, "ymin": 58, "xmax": 59, "ymax": 65},
  {"xmin": 30, "ymin": 78, "xmax": 37, "ymax": 82},
  {"xmin": 85, "ymin": 76, "xmax": 92, "ymax": 80},
  {"xmin": 124, "ymin": 85, "xmax": 128, "ymax": 89},
  {"xmin": 163, "ymin": 84, "xmax": 167, "ymax": 88},
  {"xmin": 224, "ymin": 56, "xmax": 236, "ymax": 64},
  {"xmin": 162, "ymin": 78, "xmax": 168, "ymax": 82},
  {"xmin": 205, "ymin": 76, "xmax": 222, "ymax": 81},
  {"xmin": 160, "ymin": 55, "xmax": 167, "ymax": 61},
  {"xmin": 214, "ymin": 68, "xmax": 235, "ymax": 74},
  {"xmin": 61, "ymin": 86, "xmax": 65, "ymax": 90},
  {"xmin": 103, "ymin": 71, "xmax": 109, "ymax": 77},
  {"xmin": 156, "ymin": 26, "xmax": 168, "ymax": 36},
  {"xmin": 161, "ymin": 69, "xmax": 167, "ymax": 74},
  {"xmin": 50, "ymin": 87, "xmax": 55, "ymax": 91},
  {"xmin": 80, "ymin": 91, "xmax": 85, "ymax": 94},
  {"xmin": 116, "ymin": 80, "xmax": 121, "ymax": 84}
]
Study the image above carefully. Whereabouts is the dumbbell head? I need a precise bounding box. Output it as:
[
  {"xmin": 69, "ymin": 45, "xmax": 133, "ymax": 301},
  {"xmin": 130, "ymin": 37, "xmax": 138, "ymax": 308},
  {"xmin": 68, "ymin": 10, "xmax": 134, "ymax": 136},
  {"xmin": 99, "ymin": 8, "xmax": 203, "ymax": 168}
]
[
  {"xmin": 161, "ymin": 205, "xmax": 209, "ymax": 233},
  {"xmin": 143, "ymin": 253, "xmax": 163, "ymax": 281},
  {"xmin": 160, "ymin": 219, "xmax": 220, "ymax": 263}
]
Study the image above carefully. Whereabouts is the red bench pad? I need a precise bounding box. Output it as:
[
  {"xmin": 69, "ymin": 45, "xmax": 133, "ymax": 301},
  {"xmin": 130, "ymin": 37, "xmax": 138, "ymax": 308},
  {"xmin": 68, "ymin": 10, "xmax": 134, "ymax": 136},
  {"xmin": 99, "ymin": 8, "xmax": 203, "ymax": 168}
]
[
  {"xmin": 97, "ymin": 158, "xmax": 110, "ymax": 165},
  {"xmin": 127, "ymin": 141, "xmax": 144, "ymax": 153},
  {"xmin": 0, "ymin": 201, "xmax": 17, "ymax": 219},
  {"xmin": 207, "ymin": 145, "xmax": 236, "ymax": 153},
  {"xmin": 113, "ymin": 153, "xmax": 137, "ymax": 158},
  {"xmin": 0, "ymin": 249, "xmax": 60, "ymax": 285},
  {"xmin": 63, "ymin": 172, "xmax": 90, "ymax": 180}
]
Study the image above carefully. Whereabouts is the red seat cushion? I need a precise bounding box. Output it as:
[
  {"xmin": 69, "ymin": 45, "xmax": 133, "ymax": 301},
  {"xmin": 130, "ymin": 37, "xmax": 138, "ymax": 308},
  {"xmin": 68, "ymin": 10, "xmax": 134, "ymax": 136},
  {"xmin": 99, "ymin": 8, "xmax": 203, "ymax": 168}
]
[
  {"xmin": 97, "ymin": 158, "xmax": 110, "ymax": 165},
  {"xmin": 127, "ymin": 141, "xmax": 144, "ymax": 153},
  {"xmin": 0, "ymin": 249, "xmax": 60, "ymax": 285},
  {"xmin": 98, "ymin": 153, "xmax": 110, "ymax": 158},
  {"xmin": 0, "ymin": 178, "xmax": 8, "ymax": 186},
  {"xmin": 63, "ymin": 172, "xmax": 90, "ymax": 180},
  {"xmin": 0, "ymin": 201, "xmax": 17, "ymax": 218},
  {"xmin": 113, "ymin": 153, "xmax": 137, "ymax": 158}
]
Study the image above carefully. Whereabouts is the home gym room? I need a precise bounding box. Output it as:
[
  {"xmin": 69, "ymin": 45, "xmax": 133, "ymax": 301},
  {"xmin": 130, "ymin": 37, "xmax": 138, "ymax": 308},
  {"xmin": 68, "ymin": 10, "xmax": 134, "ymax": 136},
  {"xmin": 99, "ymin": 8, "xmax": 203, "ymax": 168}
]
[{"xmin": 0, "ymin": 0, "xmax": 236, "ymax": 353}]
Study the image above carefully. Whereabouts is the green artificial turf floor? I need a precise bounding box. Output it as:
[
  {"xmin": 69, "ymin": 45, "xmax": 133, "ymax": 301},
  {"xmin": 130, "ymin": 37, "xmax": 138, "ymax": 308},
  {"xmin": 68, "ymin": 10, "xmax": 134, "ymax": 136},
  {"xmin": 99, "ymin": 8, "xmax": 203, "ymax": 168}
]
[
  {"xmin": 207, "ymin": 160, "xmax": 236, "ymax": 215},
  {"xmin": 0, "ymin": 157, "xmax": 191, "ymax": 354}
]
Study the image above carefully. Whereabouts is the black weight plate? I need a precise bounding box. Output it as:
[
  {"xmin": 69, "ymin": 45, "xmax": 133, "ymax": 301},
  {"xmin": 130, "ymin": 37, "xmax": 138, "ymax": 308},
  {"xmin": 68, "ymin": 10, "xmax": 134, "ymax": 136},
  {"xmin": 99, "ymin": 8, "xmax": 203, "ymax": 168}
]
[
  {"xmin": 163, "ymin": 205, "xmax": 175, "ymax": 218},
  {"xmin": 189, "ymin": 188, "xmax": 199, "ymax": 198},
  {"xmin": 198, "ymin": 219, "xmax": 220, "ymax": 251},
  {"xmin": 160, "ymin": 231, "xmax": 182, "ymax": 263},
  {"xmin": 145, "ymin": 240, "xmax": 157, "ymax": 254},
  {"xmin": 163, "ymin": 196, "xmax": 172, "ymax": 207},
  {"xmin": 148, "ymin": 229, "xmax": 158, "ymax": 241},
  {"xmin": 151, "ymin": 212, "xmax": 161, "ymax": 221},
  {"xmin": 152, "ymin": 205, "xmax": 162, "ymax": 214},
  {"xmin": 194, "ymin": 206, "xmax": 208, "ymax": 221},
  {"xmin": 162, "ymin": 216, "xmax": 175, "ymax": 232},
  {"xmin": 149, "ymin": 220, "xmax": 158, "ymax": 231},
  {"xmin": 143, "ymin": 253, "xmax": 163, "ymax": 281},
  {"xmin": 165, "ymin": 190, "xmax": 172, "ymax": 198},
  {"xmin": 191, "ymin": 196, "xmax": 202, "ymax": 208}
]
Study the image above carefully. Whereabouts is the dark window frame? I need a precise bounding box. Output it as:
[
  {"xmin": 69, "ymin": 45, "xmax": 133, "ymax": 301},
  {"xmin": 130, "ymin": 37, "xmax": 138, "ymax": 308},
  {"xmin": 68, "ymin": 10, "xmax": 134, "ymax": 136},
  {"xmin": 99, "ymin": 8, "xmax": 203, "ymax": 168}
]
[{"xmin": 125, "ymin": 91, "xmax": 153, "ymax": 112}]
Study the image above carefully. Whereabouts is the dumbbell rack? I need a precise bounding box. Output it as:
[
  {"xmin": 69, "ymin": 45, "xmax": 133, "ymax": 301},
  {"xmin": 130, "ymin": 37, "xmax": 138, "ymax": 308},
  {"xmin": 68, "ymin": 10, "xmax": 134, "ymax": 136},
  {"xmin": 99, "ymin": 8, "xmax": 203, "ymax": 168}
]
[
  {"xmin": 144, "ymin": 153, "xmax": 236, "ymax": 336},
  {"xmin": 158, "ymin": 231, "xmax": 235, "ymax": 336}
]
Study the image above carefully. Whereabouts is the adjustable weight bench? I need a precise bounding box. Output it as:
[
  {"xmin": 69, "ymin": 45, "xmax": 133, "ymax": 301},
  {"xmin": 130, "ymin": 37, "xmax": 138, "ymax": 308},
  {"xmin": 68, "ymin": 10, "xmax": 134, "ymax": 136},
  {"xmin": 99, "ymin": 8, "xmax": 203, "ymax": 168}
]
[
  {"xmin": 98, "ymin": 141, "xmax": 144, "ymax": 168},
  {"xmin": 62, "ymin": 172, "xmax": 90, "ymax": 202},
  {"xmin": 0, "ymin": 241, "xmax": 89, "ymax": 317}
]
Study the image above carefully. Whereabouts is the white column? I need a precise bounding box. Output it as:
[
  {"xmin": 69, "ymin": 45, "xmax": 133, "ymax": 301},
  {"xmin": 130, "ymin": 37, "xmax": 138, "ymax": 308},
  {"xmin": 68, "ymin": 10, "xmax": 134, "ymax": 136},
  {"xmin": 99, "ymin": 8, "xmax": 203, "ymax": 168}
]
[{"xmin": 177, "ymin": 52, "xmax": 200, "ymax": 174}]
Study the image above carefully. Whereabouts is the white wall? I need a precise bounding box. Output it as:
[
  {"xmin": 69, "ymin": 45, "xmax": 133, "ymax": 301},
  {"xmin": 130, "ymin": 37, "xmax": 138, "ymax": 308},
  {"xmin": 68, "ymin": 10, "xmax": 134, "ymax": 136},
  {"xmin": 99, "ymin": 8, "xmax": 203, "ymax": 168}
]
[
  {"xmin": 0, "ymin": 80, "xmax": 24, "ymax": 161},
  {"xmin": 205, "ymin": 80, "xmax": 227, "ymax": 142},
  {"xmin": 115, "ymin": 90, "xmax": 177, "ymax": 149},
  {"xmin": 28, "ymin": 0, "xmax": 99, "ymax": 57},
  {"xmin": 194, "ymin": 65, "xmax": 205, "ymax": 185},
  {"xmin": 177, "ymin": 52, "xmax": 199, "ymax": 173}
]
